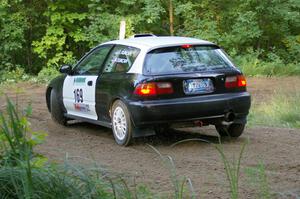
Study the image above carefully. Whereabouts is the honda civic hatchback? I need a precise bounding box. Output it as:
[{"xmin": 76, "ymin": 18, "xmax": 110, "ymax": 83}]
[{"xmin": 46, "ymin": 36, "xmax": 251, "ymax": 146}]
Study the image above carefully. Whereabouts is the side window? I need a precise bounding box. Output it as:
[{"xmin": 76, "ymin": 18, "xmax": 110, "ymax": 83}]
[
  {"xmin": 103, "ymin": 45, "xmax": 140, "ymax": 73},
  {"xmin": 73, "ymin": 45, "xmax": 112, "ymax": 75}
]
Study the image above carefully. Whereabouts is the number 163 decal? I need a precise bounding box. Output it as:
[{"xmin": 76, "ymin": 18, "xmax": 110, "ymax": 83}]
[
  {"xmin": 73, "ymin": 88, "xmax": 90, "ymax": 112},
  {"xmin": 74, "ymin": 88, "xmax": 83, "ymax": 103}
]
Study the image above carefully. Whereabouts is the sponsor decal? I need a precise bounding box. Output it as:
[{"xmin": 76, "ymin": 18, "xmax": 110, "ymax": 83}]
[
  {"xmin": 74, "ymin": 103, "xmax": 90, "ymax": 112},
  {"xmin": 112, "ymin": 57, "xmax": 128, "ymax": 64},
  {"xmin": 74, "ymin": 77, "xmax": 86, "ymax": 85}
]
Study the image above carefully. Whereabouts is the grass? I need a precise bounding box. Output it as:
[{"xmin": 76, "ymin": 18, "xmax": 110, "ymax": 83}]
[
  {"xmin": 213, "ymin": 141, "xmax": 247, "ymax": 199},
  {"xmin": 244, "ymin": 162, "xmax": 271, "ymax": 199},
  {"xmin": 172, "ymin": 138, "xmax": 247, "ymax": 199},
  {"xmin": 248, "ymin": 91, "xmax": 300, "ymax": 128},
  {"xmin": 148, "ymin": 144, "xmax": 196, "ymax": 199}
]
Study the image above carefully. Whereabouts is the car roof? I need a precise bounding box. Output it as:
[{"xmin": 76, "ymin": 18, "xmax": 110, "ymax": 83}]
[{"xmin": 102, "ymin": 36, "xmax": 215, "ymax": 50}]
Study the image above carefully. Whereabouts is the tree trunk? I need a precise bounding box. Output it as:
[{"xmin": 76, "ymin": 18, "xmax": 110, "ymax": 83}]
[
  {"xmin": 26, "ymin": 0, "xmax": 33, "ymax": 73},
  {"xmin": 169, "ymin": 0, "xmax": 174, "ymax": 36}
]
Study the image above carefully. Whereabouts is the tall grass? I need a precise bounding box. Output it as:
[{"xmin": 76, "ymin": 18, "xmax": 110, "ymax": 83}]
[
  {"xmin": 213, "ymin": 140, "xmax": 247, "ymax": 199},
  {"xmin": 249, "ymin": 91, "xmax": 300, "ymax": 128},
  {"xmin": 171, "ymin": 138, "xmax": 247, "ymax": 199},
  {"xmin": 148, "ymin": 144, "xmax": 196, "ymax": 199},
  {"xmin": 0, "ymin": 99, "xmax": 154, "ymax": 199},
  {"xmin": 245, "ymin": 162, "xmax": 271, "ymax": 199}
]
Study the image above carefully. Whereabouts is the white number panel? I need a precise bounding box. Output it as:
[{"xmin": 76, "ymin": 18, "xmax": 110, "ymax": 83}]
[{"xmin": 63, "ymin": 75, "xmax": 98, "ymax": 120}]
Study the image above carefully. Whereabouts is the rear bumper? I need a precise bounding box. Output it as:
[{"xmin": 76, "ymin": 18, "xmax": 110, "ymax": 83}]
[{"xmin": 128, "ymin": 92, "xmax": 251, "ymax": 127}]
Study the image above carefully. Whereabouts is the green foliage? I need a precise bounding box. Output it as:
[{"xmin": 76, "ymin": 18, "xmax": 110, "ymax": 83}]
[
  {"xmin": 0, "ymin": 0, "xmax": 300, "ymax": 76},
  {"xmin": 32, "ymin": 1, "xmax": 88, "ymax": 68},
  {"xmin": 234, "ymin": 50, "xmax": 300, "ymax": 76},
  {"xmin": 176, "ymin": 0, "xmax": 300, "ymax": 63},
  {"xmin": 0, "ymin": 99, "xmax": 47, "ymax": 166},
  {"xmin": 0, "ymin": 65, "xmax": 60, "ymax": 85},
  {"xmin": 0, "ymin": 0, "xmax": 47, "ymax": 74},
  {"xmin": 36, "ymin": 67, "xmax": 60, "ymax": 83},
  {"xmin": 0, "ymin": 66, "xmax": 31, "ymax": 83},
  {"xmin": 249, "ymin": 90, "xmax": 300, "ymax": 128},
  {"xmin": 83, "ymin": 1, "xmax": 120, "ymax": 47},
  {"xmin": 0, "ymin": 98, "xmax": 46, "ymax": 198},
  {"xmin": 0, "ymin": 1, "xmax": 27, "ymax": 73},
  {"xmin": 0, "ymin": 162, "xmax": 159, "ymax": 199}
]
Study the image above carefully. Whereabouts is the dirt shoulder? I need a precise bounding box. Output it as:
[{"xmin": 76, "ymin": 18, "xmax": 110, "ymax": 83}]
[{"xmin": 1, "ymin": 77, "xmax": 300, "ymax": 198}]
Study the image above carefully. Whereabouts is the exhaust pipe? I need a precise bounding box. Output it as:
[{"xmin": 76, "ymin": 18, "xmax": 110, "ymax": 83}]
[{"xmin": 224, "ymin": 112, "xmax": 235, "ymax": 122}]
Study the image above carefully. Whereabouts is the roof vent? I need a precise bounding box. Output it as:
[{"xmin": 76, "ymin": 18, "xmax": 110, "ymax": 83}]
[{"xmin": 131, "ymin": 33, "xmax": 157, "ymax": 38}]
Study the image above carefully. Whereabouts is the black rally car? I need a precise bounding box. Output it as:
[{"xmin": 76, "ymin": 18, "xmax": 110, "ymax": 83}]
[{"xmin": 46, "ymin": 36, "xmax": 251, "ymax": 146}]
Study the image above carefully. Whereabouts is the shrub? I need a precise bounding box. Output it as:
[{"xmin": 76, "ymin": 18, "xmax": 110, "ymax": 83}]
[
  {"xmin": 0, "ymin": 66, "xmax": 60, "ymax": 85},
  {"xmin": 233, "ymin": 51, "xmax": 300, "ymax": 76},
  {"xmin": 36, "ymin": 67, "xmax": 60, "ymax": 83},
  {"xmin": 0, "ymin": 66, "xmax": 31, "ymax": 84}
]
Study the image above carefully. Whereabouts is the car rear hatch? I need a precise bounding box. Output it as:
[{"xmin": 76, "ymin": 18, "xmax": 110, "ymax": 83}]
[{"xmin": 135, "ymin": 45, "xmax": 246, "ymax": 99}]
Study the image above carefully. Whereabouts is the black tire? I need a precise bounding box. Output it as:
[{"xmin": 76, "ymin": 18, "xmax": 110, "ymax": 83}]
[
  {"xmin": 50, "ymin": 89, "xmax": 67, "ymax": 126},
  {"xmin": 215, "ymin": 123, "xmax": 245, "ymax": 138},
  {"xmin": 111, "ymin": 100, "xmax": 133, "ymax": 146}
]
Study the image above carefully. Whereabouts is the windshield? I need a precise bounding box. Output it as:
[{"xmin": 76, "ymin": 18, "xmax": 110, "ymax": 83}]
[{"xmin": 144, "ymin": 45, "xmax": 235, "ymax": 75}]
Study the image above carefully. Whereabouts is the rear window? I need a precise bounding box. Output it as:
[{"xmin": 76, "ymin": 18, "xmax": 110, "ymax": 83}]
[{"xmin": 144, "ymin": 45, "xmax": 235, "ymax": 75}]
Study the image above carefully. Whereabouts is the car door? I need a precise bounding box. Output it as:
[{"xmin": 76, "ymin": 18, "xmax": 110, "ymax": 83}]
[
  {"xmin": 63, "ymin": 45, "xmax": 113, "ymax": 120},
  {"xmin": 96, "ymin": 45, "xmax": 141, "ymax": 122}
]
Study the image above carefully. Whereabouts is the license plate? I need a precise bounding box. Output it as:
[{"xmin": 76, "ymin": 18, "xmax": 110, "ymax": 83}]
[{"xmin": 183, "ymin": 78, "xmax": 214, "ymax": 94}]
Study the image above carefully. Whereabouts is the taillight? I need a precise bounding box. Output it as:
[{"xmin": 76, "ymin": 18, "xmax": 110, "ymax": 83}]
[
  {"xmin": 225, "ymin": 75, "xmax": 247, "ymax": 88},
  {"xmin": 134, "ymin": 82, "xmax": 173, "ymax": 96},
  {"xmin": 237, "ymin": 75, "xmax": 247, "ymax": 87}
]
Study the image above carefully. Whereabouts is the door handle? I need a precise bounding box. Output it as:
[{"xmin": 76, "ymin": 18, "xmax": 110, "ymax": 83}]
[{"xmin": 87, "ymin": 80, "xmax": 93, "ymax": 86}]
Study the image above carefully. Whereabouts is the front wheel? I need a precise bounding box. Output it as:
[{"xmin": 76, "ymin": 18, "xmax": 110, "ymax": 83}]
[
  {"xmin": 215, "ymin": 123, "xmax": 245, "ymax": 138},
  {"xmin": 50, "ymin": 89, "xmax": 67, "ymax": 126},
  {"xmin": 111, "ymin": 100, "xmax": 133, "ymax": 146}
]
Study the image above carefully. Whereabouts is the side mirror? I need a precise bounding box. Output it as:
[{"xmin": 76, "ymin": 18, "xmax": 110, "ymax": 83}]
[{"xmin": 59, "ymin": 64, "xmax": 72, "ymax": 74}]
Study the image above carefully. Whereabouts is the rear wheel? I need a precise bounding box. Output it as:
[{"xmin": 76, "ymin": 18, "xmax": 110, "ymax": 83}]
[
  {"xmin": 215, "ymin": 123, "xmax": 245, "ymax": 138},
  {"xmin": 111, "ymin": 100, "xmax": 133, "ymax": 146},
  {"xmin": 50, "ymin": 89, "xmax": 67, "ymax": 126}
]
